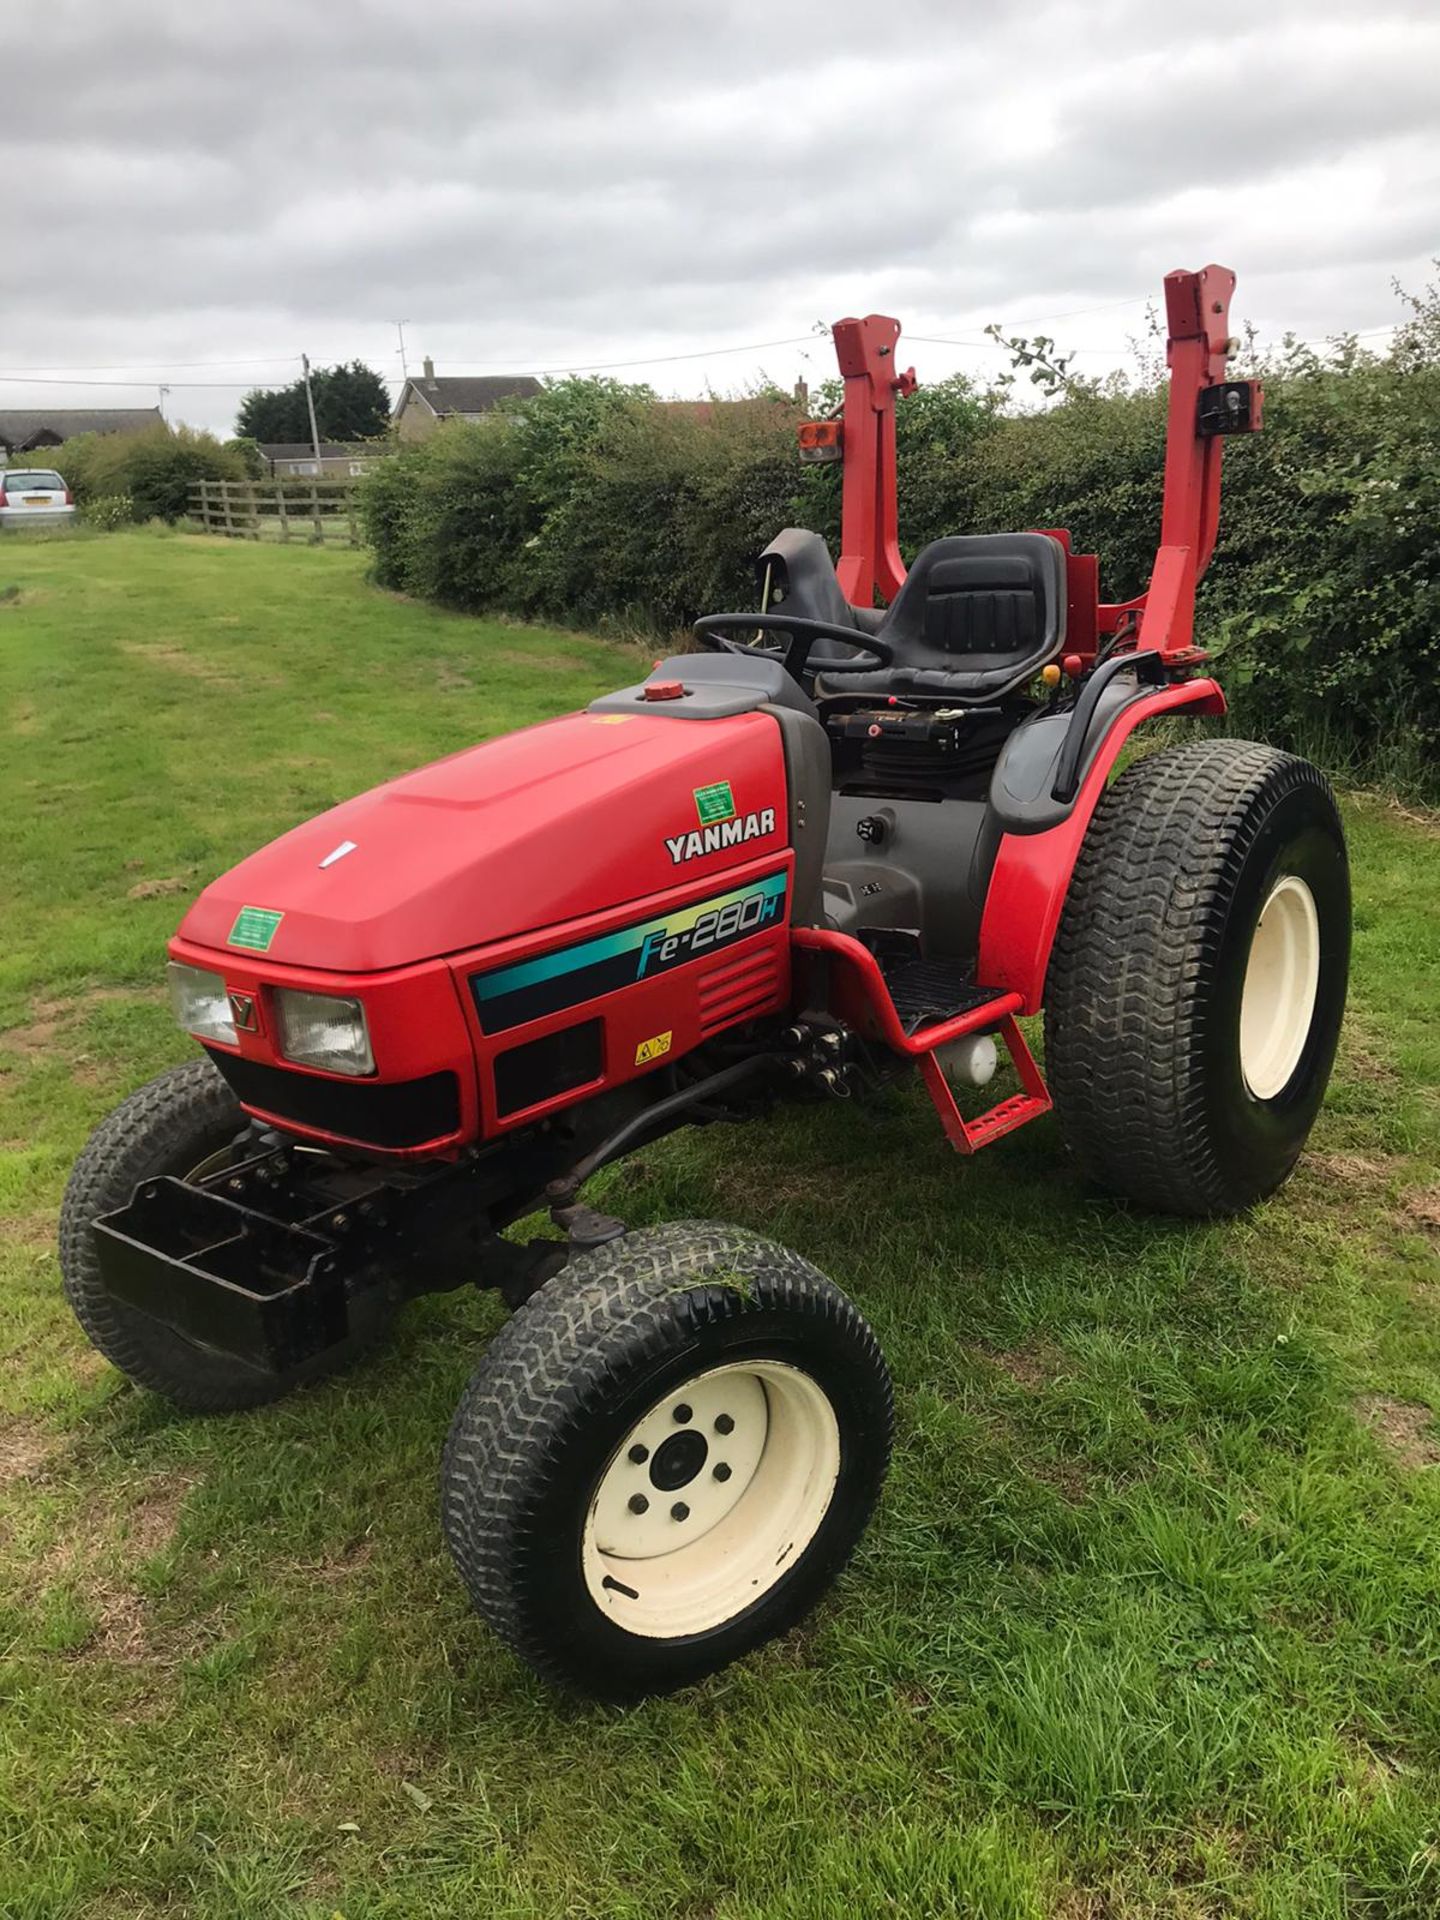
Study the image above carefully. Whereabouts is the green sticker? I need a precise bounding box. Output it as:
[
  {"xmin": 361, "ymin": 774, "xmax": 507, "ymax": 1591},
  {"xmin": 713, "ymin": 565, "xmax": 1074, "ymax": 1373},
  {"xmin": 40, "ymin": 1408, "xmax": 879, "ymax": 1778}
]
[
  {"xmin": 693, "ymin": 781, "xmax": 735, "ymax": 826},
  {"xmin": 228, "ymin": 906, "xmax": 284, "ymax": 952}
]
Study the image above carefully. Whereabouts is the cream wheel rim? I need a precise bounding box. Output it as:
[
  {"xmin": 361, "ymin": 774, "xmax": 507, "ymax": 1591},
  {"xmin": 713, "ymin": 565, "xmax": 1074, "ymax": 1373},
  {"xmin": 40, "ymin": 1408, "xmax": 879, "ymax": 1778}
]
[
  {"xmin": 1239, "ymin": 874, "xmax": 1321, "ymax": 1100},
  {"xmin": 582, "ymin": 1360, "xmax": 841, "ymax": 1639}
]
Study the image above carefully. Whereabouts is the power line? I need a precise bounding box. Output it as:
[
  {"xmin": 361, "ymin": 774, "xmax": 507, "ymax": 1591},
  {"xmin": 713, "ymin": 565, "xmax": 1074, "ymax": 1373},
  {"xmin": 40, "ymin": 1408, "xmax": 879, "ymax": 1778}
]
[
  {"xmin": 494, "ymin": 333, "xmax": 818, "ymax": 376},
  {"xmin": 908, "ymin": 293, "xmax": 1152, "ymax": 349},
  {"xmin": 0, "ymin": 373, "xmax": 286, "ymax": 389},
  {"xmin": 1014, "ymin": 293, "xmax": 1152, "ymax": 322},
  {"xmin": 910, "ymin": 319, "xmax": 1402, "ymax": 357},
  {"xmin": 0, "ymin": 319, "xmax": 1404, "ymax": 396},
  {"xmin": 910, "ymin": 334, "xmax": 1131, "ymax": 354},
  {"xmin": 0, "ymin": 354, "xmax": 304, "ymax": 374},
  {"xmin": 0, "ymin": 333, "xmax": 819, "ymax": 390}
]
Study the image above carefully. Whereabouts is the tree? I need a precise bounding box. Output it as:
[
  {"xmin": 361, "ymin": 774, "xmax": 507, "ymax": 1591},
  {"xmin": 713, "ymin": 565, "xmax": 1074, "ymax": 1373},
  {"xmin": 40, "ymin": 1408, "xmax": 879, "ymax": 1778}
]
[{"xmin": 235, "ymin": 361, "xmax": 392, "ymax": 444}]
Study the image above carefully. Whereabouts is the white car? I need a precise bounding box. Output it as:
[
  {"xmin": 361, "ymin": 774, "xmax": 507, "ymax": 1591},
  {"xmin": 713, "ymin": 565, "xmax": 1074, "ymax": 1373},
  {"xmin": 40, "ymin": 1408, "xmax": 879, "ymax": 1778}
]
[{"xmin": 0, "ymin": 467, "xmax": 76, "ymax": 528}]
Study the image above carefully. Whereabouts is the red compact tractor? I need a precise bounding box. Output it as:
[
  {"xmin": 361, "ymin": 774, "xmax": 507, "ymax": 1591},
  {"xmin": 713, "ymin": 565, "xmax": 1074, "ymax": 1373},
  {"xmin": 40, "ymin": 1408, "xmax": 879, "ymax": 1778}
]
[{"xmin": 63, "ymin": 267, "xmax": 1349, "ymax": 1698}]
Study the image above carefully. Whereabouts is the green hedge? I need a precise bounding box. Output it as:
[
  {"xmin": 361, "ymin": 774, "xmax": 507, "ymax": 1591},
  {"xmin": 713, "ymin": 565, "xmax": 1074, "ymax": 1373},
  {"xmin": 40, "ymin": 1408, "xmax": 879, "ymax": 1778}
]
[
  {"xmin": 363, "ymin": 297, "xmax": 1440, "ymax": 790},
  {"xmin": 56, "ymin": 424, "xmax": 249, "ymax": 524}
]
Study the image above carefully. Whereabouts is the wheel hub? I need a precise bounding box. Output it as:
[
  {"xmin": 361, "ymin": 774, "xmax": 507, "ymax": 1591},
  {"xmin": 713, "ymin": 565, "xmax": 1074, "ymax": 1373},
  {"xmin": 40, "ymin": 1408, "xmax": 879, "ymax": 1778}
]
[
  {"xmin": 1240, "ymin": 873, "xmax": 1321, "ymax": 1100},
  {"xmin": 649, "ymin": 1427, "xmax": 709, "ymax": 1491},
  {"xmin": 582, "ymin": 1360, "xmax": 841, "ymax": 1639}
]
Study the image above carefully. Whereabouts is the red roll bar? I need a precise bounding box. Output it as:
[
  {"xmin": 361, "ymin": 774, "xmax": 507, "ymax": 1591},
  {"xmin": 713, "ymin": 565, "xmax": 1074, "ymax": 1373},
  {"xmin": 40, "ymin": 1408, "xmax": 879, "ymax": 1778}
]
[{"xmin": 808, "ymin": 266, "xmax": 1261, "ymax": 661}]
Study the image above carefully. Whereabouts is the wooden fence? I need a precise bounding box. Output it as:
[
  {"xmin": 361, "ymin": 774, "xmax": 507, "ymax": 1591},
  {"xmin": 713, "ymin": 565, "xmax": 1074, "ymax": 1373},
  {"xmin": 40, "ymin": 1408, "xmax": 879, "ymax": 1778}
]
[{"xmin": 188, "ymin": 478, "xmax": 364, "ymax": 547}]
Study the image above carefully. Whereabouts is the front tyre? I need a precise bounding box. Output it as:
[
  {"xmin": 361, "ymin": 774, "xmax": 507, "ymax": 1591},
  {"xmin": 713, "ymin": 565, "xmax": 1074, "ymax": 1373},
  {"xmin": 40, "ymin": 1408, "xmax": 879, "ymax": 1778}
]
[
  {"xmin": 1045, "ymin": 740, "xmax": 1350, "ymax": 1217},
  {"xmin": 441, "ymin": 1223, "xmax": 892, "ymax": 1699}
]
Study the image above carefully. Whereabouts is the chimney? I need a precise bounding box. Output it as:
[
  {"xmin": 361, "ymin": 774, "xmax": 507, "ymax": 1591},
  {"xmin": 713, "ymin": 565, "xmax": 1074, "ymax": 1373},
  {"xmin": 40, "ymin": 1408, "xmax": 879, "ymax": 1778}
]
[
  {"xmin": 423, "ymin": 356, "xmax": 436, "ymax": 387},
  {"xmin": 794, "ymin": 377, "xmax": 809, "ymax": 409}
]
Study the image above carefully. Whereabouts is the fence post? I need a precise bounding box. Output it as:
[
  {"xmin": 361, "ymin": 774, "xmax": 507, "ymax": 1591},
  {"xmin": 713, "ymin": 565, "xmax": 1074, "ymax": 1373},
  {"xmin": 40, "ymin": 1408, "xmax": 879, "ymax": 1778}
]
[
  {"xmin": 275, "ymin": 481, "xmax": 290, "ymax": 544},
  {"xmin": 310, "ymin": 482, "xmax": 323, "ymax": 544},
  {"xmin": 247, "ymin": 481, "xmax": 261, "ymax": 540},
  {"xmin": 198, "ymin": 479, "xmax": 211, "ymax": 531},
  {"xmin": 346, "ymin": 485, "xmax": 359, "ymax": 548},
  {"xmin": 221, "ymin": 482, "xmax": 236, "ymax": 539}
]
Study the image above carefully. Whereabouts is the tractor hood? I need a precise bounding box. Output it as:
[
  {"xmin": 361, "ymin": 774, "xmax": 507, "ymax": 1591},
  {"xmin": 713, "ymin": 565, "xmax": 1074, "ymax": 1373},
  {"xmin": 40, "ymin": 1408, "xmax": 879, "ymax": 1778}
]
[{"xmin": 176, "ymin": 708, "xmax": 790, "ymax": 973}]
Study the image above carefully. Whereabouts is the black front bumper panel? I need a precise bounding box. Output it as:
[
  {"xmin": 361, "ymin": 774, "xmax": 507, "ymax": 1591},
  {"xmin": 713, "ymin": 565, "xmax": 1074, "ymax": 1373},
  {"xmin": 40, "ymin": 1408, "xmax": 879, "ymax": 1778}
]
[
  {"xmin": 203, "ymin": 1048, "xmax": 460, "ymax": 1150},
  {"xmin": 93, "ymin": 1176, "xmax": 354, "ymax": 1373}
]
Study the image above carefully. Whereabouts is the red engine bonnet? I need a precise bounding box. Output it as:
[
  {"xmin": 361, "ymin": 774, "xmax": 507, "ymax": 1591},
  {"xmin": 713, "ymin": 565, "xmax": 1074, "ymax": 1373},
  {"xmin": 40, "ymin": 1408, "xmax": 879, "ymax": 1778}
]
[{"xmin": 176, "ymin": 707, "xmax": 790, "ymax": 973}]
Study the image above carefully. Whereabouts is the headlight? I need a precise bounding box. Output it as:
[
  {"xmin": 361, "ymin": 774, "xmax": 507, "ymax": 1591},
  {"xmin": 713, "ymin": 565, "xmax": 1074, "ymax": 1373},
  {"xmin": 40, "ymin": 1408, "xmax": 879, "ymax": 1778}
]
[
  {"xmin": 274, "ymin": 988, "xmax": 374, "ymax": 1077},
  {"xmin": 168, "ymin": 962, "xmax": 236, "ymax": 1046}
]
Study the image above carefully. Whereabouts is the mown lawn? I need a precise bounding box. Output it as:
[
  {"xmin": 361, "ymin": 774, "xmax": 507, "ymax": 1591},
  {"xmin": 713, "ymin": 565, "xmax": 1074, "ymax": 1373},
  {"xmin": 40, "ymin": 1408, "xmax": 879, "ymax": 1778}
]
[{"xmin": 2, "ymin": 530, "xmax": 1438, "ymax": 1920}]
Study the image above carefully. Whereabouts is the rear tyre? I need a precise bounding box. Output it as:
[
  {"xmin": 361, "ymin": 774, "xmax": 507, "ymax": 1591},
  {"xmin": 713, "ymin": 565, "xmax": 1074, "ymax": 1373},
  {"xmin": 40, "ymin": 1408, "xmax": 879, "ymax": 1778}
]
[
  {"xmin": 441, "ymin": 1222, "xmax": 892, "ymax": 1699},
  {"xmin": 1045, "ymin": 740, "xmax": 1349, "ymax": 1217},
  {"xmin": 60, "ymin": 1058, "xmax": 396, "ymax": 1411}
]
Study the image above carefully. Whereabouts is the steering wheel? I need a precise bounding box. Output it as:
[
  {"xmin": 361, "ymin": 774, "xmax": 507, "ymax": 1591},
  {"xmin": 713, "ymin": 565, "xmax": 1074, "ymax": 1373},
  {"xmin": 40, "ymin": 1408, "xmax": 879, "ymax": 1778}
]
[{"xmin": 693, "ymin": 612, "xmax": 894, "ymax": 684}]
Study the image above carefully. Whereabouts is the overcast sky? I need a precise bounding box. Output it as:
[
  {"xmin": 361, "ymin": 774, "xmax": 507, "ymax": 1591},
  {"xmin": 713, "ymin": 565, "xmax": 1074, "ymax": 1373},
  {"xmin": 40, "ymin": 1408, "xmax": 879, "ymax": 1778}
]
[{"xmin": 2, "ymin": 0, "xmax": 1436, "ymax": 437}]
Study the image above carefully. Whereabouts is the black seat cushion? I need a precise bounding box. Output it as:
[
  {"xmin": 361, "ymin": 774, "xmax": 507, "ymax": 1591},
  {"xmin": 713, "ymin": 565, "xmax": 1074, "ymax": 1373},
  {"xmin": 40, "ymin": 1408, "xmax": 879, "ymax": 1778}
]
[{"xmin": 816, "ymin": 532, "xmax": 1067, "ymax": 701}]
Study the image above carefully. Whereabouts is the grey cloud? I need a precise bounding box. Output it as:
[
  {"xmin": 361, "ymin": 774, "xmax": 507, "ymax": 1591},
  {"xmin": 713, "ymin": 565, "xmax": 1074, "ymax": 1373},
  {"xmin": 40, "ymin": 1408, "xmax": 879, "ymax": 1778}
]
[{"xmin": 1, "ymin": 0, "xmax": 1434, "ymax": 433}]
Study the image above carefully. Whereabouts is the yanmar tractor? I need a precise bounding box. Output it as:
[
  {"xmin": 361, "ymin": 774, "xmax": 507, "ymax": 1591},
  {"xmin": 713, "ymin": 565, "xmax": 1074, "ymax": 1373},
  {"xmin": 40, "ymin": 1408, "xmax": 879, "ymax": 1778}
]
[{"xmin": 63, "ymin": 267, "xmax": 1349, "ymax": 1698}]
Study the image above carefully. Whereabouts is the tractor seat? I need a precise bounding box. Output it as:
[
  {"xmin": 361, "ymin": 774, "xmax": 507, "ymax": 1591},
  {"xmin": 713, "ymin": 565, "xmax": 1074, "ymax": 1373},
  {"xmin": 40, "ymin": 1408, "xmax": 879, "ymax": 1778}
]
[{"xmin": 815, "ymin": 532, "xmax": 1067, "ymax": 702}]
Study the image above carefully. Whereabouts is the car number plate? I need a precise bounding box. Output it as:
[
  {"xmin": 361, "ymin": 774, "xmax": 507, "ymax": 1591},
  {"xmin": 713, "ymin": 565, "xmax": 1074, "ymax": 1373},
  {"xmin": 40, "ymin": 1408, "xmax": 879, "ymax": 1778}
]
[{"xmin": 23, "ymin": 495, "xmax": 50, "ymax": 505}]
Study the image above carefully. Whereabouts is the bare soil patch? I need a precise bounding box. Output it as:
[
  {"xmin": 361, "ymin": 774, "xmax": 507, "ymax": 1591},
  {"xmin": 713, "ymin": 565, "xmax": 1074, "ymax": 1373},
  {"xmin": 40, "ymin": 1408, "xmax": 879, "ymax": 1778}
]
[
  {"xmin": 6, "ymin": 985, "xmax": 155, "ymax": 1061},
  {"xmin": 1397, "ymin": 1185, "xmax": 1440, "ymax": 1239},
  {"xmin": 31, "ymin": 987, "xmax": 154, "ymax": 1021},
  {"xmin": 494, "ymin": 648, "xmax": 598, "ymax": 674},
  {"xmin": 33, "ymin": 1470, "xmax": 200, "ymax": 1663},
  {"xmin": 117, "ymin": 639, "xmax": 239, "ymax": 687},
  {"xmin": 1035, "ymin": 1456, "xmax": 1092, "ymax": 1503},
  {"xmin": 1339, "ymin": 1039, "xmax": 1399, "ymax": 1084},
  {"xmin": 0, "ymin": 1208, "xmax": 56, "ymax": 1251},
  {"xmin": 1303, "ymin": 1150, "xmax": 1394, "ymax": 1188},
  {"xmin": 292, "ymin": 1537, "xmax": 376, "ymax": 1583},
  {"xmin": 992, "ymin": 1346, "xmax": 1062, "ymax": 1391},
  {"xmin": 1352, "ymin": 789, "xmax": 1440, "ymax": 839},
  {"xmin": 1355, "ymin": 1395, "xmax": 1440, "ymax": 1469},
  {"xmin": 0, "ymin": 1417, "xmax": 54, "ymax": 1489},
  {"xmin": 2, "ymin": 1016, "xmax": 61, "ymax": 1060}
]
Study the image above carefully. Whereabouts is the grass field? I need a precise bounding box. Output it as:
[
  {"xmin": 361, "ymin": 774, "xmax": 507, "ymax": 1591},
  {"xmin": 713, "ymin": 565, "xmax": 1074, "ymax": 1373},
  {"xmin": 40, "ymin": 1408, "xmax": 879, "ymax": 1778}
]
[{"xmin": 2, "ymin": 530, "xmax": 1438, "ymax": 1919}]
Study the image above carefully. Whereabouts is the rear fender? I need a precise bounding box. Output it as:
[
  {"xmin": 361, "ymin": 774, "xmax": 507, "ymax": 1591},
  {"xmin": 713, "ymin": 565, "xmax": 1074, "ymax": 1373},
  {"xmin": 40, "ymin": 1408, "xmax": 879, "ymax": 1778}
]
[{"xmin": 977, "ymin": 678, "xmax": 1226, "ymax": 1012}]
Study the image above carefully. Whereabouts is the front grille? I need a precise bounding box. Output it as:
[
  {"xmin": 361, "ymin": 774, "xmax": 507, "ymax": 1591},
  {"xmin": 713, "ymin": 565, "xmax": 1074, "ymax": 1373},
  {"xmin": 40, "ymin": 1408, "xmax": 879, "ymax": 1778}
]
[
  {"xmin": 493, "ymin": 1019, "xmax": 603, "ymax": 1118},
  {"xmin": 204, "ymin": 1049, "xmax": 460, "ymax": 1149},
  {"xmin": 697, "ymin": 948, "xmax": 781, "ymax": 1037}
]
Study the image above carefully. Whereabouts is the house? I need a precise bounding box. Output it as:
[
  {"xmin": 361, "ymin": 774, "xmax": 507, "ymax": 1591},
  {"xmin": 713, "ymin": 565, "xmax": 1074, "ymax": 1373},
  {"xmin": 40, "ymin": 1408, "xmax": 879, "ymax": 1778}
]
[
  {"xmin": 393, "ymin": 360, "xmax": 541, "ymax": 441},
  {"xmin": 0, "ymin": 407, "xmax": 162, "ymax": 458},
  {"xmin": 255, "ymin": 442, "xmax": 386, "ymax": 479}
]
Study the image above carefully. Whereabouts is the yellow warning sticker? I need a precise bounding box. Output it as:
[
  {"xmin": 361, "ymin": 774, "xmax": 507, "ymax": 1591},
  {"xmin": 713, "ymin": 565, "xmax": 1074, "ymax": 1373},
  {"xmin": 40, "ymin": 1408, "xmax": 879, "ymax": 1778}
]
[{"xmin": 634, "ymin": 1029, "xmax": 673, "ymax": 1067}]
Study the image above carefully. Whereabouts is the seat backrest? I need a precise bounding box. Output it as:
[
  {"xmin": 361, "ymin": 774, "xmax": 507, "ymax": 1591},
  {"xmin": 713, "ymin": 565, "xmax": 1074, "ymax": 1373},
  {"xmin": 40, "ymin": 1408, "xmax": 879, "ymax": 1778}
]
[
  {"xmin": 756, "ymin": 528, "xmax": 855, "ymax": 630},
  {"xmin": 754, "ymin": 528, "xmax": 884, "ymax": 660},
  {"xmin": 876, "ymin": 532, "xmax": 1066, "ymax": 694}
]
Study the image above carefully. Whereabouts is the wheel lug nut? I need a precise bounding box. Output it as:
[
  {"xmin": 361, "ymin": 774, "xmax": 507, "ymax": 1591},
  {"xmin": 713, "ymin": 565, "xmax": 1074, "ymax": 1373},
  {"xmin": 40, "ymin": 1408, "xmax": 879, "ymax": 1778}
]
[
  {"xmin": 714, "ymin": 1413, "xmax": 735, "ymax": 1435},
  {"xmin": 673, "ymin": 1403, "xmax": 692, "ymax": 1424},
  {"xmin": 628, "ymin": 1443, "xmax": 649, "ymax": 1464},
  {"xmin": 713, "ymin": 1462, "xmax": 732, "ymax": 1482},
  {"xmin": 628, "ymin": 1494, "xmax": 649, "ymax": 1515},
  {"xmin": 671, "ymin": 1502, "xmax": 690, "ymax": 1522}
]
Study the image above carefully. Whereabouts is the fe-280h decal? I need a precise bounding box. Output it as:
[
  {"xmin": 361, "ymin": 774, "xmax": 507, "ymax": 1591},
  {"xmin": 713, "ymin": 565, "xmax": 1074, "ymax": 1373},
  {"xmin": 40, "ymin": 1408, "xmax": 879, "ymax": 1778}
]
[{"xmin": 471, "ymin": 870, "xmax": 788, "ymax": 1033}]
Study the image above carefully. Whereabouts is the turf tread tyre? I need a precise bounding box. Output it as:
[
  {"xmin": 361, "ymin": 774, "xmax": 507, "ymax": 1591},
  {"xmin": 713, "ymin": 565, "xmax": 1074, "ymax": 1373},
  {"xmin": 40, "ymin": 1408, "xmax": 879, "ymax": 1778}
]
[
  {"xmin": 441, "ymin": 1221, "xmax": 892, "ymax": 1698},
  {"xmin": 1044, "ymin": 739, "xmax": 1348, "ymax": 1218},
  {"xmin": 60, "ymin": 1058, "xmax": 393, "ymax": 1410}
]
